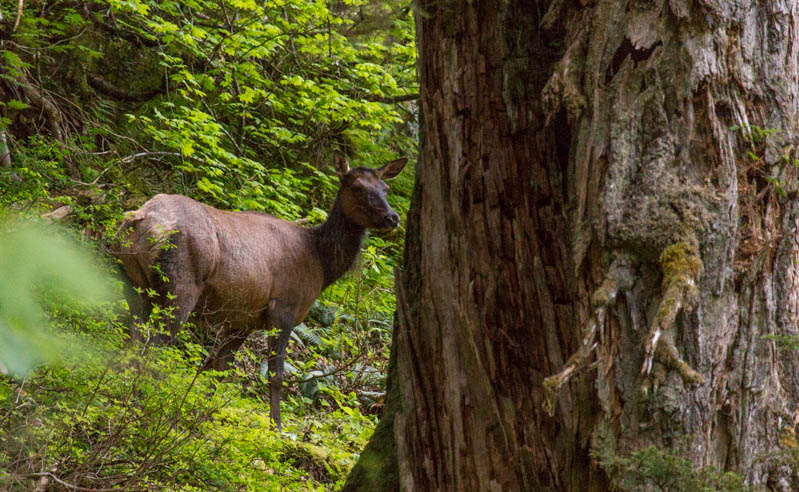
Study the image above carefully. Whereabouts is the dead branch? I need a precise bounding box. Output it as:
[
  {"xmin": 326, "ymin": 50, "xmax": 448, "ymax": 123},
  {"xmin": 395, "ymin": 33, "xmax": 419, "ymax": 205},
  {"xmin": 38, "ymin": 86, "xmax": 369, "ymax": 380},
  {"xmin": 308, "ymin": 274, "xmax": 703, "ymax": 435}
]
[
  {"xmin": 23, "ymin": 472, "xmax": 126, "ymax": 492},
  {"xmin": 0, "ymin": 130, "xmax": 11, "ymax": 167},
  {"xmin": 87, "ymin": 73, "xmax": 165, "ymax": 103},
  {"xmin": 640, "ymin": 240, "xmax": 704, "ymax": 392},
  {"xmin": 543, "ymin": 255, "xmax": 633, "ymax": 416},
  {"xmin": 344, "ymin": 92, "xmax": 419, "ymax": 104},
  {"xmin": 365, "ymin": 93, "xmax": 419, "ymax": 104},
  {"xmin": 15, "ymin": 76, "xmax": 64, "ymax": 143},
  {"xmin": 13, "ymin": 0, "xmax": 23, "ymax": 32}
]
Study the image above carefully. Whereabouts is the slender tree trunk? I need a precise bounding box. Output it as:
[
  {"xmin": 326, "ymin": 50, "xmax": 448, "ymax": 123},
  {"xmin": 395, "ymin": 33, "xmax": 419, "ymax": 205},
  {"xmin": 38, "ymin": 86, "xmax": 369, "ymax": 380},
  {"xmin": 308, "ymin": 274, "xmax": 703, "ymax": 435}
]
[{"xmin": 347, "ymin": 1, "xmax": 799, "ymax": 490}]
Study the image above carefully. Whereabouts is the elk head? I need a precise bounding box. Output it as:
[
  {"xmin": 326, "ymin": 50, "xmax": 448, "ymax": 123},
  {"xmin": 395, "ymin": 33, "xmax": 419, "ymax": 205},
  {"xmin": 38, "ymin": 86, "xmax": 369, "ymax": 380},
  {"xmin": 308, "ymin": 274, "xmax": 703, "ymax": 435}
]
[{"xmin": 334, "ymin": 151, "xmax": 408, "ymax": 229}]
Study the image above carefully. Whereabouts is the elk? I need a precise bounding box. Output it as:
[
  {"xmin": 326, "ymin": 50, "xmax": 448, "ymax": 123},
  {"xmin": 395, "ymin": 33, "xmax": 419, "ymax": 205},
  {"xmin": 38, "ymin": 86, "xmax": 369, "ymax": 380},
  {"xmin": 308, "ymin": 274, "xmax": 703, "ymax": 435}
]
[{"xmin": 114, "ymin": 152, "xmax": 407, "ymax": 431}]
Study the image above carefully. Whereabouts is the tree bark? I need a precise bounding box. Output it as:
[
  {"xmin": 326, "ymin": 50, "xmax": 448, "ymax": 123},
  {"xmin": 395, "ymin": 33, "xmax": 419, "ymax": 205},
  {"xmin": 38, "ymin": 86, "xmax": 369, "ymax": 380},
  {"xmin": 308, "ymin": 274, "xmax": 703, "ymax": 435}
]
[{"xmin": 347, "ymin": 1, "xmax": 799, "ymax": 490}]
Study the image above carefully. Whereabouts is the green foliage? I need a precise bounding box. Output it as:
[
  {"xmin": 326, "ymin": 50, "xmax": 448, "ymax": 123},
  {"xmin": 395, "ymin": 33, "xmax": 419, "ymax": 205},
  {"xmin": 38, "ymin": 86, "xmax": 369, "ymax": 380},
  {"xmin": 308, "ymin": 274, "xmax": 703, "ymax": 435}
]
[
  {"xmin": 0, "ymin": 0, "xmax": 416, "ymax": 376},
  {"xmin": 763, "ymin": 333, "xmax": 799, "ymax": 351},
  {"xmin": 732, "ymin": 124, "xmax": 796, "ymax": 201},
  {"xmin": 0, "ymin": 136, "xmax": 71, "ymax": 208},
  {"xmin": 0, "ymin": 0, "xmax": 415, "ymax": 489},
  {"xmin": 0, "ymin": 320, "xmax": 373, "ymax": 490},
  {"xmin": 0, "ymin": 213, "xmax": 110, "ymax": 376},
  {"xmin": 596, "ymin": 445, "xmax": 759, "ymax": 492},
  {"xmin": 0, "ymin": 0, "xmax": 414, "ymax": 488},
  {"xmin": 1, "ymin": 0, "xmax": 417, "ymax": 216}
]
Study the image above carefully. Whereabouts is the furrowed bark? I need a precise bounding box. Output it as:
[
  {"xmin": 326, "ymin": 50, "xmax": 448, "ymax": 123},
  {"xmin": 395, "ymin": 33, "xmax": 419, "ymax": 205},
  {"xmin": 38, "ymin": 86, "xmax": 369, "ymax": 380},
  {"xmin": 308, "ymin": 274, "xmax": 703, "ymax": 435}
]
[{"xmin": 349, "ymin": 0, "xmax": 799, "ymax": 490}]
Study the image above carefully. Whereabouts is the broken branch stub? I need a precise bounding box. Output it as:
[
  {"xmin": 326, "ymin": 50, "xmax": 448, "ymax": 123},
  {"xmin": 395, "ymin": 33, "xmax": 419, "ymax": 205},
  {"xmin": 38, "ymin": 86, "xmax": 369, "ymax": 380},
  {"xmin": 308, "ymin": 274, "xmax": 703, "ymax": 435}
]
[{"xmin": 640, "ymin": 239, "xmax": 704, "ymax": 389}]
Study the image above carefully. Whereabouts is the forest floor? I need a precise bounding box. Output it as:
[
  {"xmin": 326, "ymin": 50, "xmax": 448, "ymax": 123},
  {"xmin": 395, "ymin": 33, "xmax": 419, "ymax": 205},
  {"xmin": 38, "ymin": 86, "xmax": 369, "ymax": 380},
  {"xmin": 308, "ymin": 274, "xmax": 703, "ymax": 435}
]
[{"xmin": 1, "ymin": 297, "xmax": 379, "ymax": 491}]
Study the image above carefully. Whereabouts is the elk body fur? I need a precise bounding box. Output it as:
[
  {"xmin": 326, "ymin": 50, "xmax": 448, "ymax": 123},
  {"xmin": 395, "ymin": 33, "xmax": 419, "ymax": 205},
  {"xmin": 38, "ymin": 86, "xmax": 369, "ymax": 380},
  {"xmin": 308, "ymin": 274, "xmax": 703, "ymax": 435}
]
[{"xmin": 113, "ymin": 153, "xmax": 407, "ymax": 431}]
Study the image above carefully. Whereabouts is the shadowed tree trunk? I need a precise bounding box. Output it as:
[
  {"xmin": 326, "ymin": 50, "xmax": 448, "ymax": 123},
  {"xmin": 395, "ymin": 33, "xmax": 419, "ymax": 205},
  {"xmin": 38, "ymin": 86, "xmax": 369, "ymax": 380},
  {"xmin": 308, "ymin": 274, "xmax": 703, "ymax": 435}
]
[{"xmin": 345, "ymin": 1, "xmax": 799, "ymax": 490}]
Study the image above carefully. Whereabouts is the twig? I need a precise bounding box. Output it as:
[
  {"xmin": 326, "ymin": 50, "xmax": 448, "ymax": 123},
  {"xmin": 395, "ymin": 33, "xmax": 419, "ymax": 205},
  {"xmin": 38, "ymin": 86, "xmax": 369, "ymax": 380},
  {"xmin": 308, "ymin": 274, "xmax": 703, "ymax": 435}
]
[
  {"xmin": 119, "ymin": 151, "xmax": 184, "ymax": 164},
  {"xmin": 40, "ymin": 25, "xmax": 89, "ymax": 49},
  {"xmin": 0, "ymin": 130, "xmax": 11, "ymax": 167},
  {"xmin": 363, "ymin": 93, "xmax": 420, "ymax": 104},
  {"xmin": 14, "ymin": 0, "xmax": 23, "ymax": 32},
  {"xmin": 235, "ymin": 29, "xmax": 323, "ymax": 62},
  {"xmin": 71, "ymin": 162, "xmax": 116, "ymax": 187},
  {"xmin": 22, "ymin": 472, "xmax": 125, "ymax": 492},
  {"xmin": 15, "ymin": 75, "xmax": 64, "ymax": 143},
  {"xmin": 285, "ymin": 351, "xmax": 367, "ymax": 384},
  {"xmin": 128, "ymin": 366, "xmax": 204, "ymax": 479},
  {"xmin": 73, "ymin": 150, "xmax": 116, "ymax": 157},
  {"xmin": 87, "ymin": 73, "xmax": 165, "ymax": 102},
  {"xmin": 80, "ymin": 366, "xmax": 111, "ymax": 419},
  {"xmin": 201, "ymin": 100, "xmax": 241, "ymax": 154},
  {"xmin": 0, "ymin": 373, "xmax": 30, "ymax": 428}
]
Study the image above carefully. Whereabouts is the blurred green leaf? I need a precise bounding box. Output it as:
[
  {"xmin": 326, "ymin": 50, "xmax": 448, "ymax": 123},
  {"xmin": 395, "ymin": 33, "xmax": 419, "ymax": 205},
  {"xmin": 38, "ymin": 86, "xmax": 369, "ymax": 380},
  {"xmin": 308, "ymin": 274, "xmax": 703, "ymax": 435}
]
[{"xmin": 0, "ymin": 213, "xmax": 111, "ymax": 376}]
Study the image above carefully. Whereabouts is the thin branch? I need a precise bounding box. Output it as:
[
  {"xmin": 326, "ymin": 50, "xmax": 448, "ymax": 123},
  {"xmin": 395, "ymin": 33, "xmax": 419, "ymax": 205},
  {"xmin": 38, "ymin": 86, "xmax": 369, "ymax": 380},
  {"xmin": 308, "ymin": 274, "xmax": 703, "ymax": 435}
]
[
  {"xmin": 71, "ymin": 161, "xmax": 117, "ymax": 187},
  {"xmin": 286, "ymin": 349, "xmax": 367, "ymax": 385},
  {"xmin": 201, "ymin": 99, "xmax": 241, "ymax": 154},
  {"xmin": 15, "ymin": 75, "xmax": 64, "ymax": 142},
  {"xmin": 0, "ymin": 130, "xmax": 11, "ymax": 167},
  {"xmin": 87, "ymin": 73, "xmax": 165, "ymax": 103},
  {"xmin": 85, "ymin": 8, "xmax": 159, "ymax": 49},
  {"xmin": 22, "ymin": 472, "xmax": 127, "ymax": 492},
  {"xmin": 119, "ymin": 151, "xmax": 194, "ymax": 164},
  {"xmin": 72, "ymin": 150, "xmax": 116, "ymax": 157},
  {"xmin": 234, "ymin": 29, "xmax": 324, "ymax": 62},
  {"xmin": 39, "ymin": 25, "xmax": 90, "ymax": 49},
  {"xmin": 13, "ymin": 0, "xmax": 23, "ymax": 32},
  {"xmin": 363, "ymin": 93, "xmax": 419, "ymax": 104},
  {"xmin": 80, "ymin": 366, "xmax": 111, "ymax": 419}
]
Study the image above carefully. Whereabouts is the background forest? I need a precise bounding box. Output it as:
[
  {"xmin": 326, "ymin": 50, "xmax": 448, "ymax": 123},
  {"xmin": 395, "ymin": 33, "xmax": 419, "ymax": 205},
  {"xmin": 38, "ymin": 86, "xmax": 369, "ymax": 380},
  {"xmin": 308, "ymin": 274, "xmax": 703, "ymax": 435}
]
[{"xmin": 0, "ymin": 0, "xmax": 417, "ymax": 490}]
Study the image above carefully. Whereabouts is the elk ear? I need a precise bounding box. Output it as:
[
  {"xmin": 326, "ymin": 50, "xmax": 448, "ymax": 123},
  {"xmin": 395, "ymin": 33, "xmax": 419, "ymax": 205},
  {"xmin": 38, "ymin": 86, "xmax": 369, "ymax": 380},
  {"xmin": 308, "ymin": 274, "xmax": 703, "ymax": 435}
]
[
  {"xmin": 333, "ymin": 151, "xmax": 350, "ymax": 177},
  {"xmin": 375, "ymin": 157, "xmax": 408, "ymax": 180}
]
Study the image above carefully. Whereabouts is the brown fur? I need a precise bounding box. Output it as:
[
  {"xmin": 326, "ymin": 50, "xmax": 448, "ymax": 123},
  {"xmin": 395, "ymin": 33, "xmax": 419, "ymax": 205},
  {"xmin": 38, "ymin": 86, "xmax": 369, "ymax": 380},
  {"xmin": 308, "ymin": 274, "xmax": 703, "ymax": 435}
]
[{"xmin": 113, "ymin": 154, "xmax": 407, "ymax": 430}]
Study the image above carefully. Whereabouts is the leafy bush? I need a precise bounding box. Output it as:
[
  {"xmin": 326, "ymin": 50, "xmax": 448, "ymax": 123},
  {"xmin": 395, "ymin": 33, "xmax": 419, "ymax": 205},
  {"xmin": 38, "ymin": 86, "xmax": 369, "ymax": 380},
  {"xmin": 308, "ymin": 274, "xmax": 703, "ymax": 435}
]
[
  {"xmin": 0, "ymin": 314, "xmax": 377, "ymax": 490},
  {"xmin": 596, "ymin": 445, "xmax": 759, "ymax": 492},
  {"xmin": 0, "ymin": 0, "xmax": 415, "ymax": 489}
]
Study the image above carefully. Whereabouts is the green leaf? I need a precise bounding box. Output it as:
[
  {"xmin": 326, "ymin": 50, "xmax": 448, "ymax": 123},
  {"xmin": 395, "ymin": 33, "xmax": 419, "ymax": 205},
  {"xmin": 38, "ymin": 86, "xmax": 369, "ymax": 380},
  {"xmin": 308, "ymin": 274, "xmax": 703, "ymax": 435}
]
[
  {"xmin": 0, "ymin": 214, "xmax": 110, "ymax": 376},
  {"xmin": 5, "ymin": 99, "xmax": 30, "ymax": 110}
]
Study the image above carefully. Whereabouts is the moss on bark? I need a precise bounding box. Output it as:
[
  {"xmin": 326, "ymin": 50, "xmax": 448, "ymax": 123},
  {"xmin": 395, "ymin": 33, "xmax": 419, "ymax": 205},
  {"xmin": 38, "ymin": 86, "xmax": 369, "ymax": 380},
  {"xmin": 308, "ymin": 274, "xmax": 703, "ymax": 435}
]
[{"xmin": 341, "ymin": 331, "xmax": 400, "ymax": 492}]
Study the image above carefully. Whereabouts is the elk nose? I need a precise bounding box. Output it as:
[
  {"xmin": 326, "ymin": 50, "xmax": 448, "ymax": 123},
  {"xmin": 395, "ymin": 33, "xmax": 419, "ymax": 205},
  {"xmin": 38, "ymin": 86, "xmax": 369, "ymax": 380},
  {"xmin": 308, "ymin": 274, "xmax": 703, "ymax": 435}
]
[{"xmin": 386, "ymin": 212, "xmax": 400, "ymax": 228}]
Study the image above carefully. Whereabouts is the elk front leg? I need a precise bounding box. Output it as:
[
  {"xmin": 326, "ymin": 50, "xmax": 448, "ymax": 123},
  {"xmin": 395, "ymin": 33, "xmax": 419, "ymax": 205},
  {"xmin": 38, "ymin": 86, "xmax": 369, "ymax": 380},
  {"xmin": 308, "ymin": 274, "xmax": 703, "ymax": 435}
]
[
  {"xmin": 205, "ymin": 328, "xmax": 250, "ymax": 371},
  {"xmin": 266, "ymin": 310, "xmax": 295, "ymax": 433}
]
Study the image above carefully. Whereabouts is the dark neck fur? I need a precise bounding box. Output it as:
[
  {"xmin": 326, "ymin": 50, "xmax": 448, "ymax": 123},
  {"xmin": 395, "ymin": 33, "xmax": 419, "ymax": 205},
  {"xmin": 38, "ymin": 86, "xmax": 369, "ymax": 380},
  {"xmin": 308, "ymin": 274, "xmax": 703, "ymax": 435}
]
[{"xmin": 311, "ymin": 197, "xmax": 366, "ymax": 289}]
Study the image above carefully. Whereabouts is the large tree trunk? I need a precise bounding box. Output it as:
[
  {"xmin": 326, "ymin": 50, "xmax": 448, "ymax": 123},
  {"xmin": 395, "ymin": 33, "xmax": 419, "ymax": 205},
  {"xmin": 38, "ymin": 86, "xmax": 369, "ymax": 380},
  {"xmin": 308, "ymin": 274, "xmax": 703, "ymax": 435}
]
[{"xmin": 346, "ymin": 1, "xmax": 799, "ymax": 490}]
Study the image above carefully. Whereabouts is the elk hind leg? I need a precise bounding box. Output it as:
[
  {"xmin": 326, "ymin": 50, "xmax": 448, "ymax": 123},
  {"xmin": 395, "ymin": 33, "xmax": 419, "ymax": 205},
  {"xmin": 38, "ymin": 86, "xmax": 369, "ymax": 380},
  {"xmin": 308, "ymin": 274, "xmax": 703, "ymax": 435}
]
[
  {"xmin": 266, "ymin": 307, "xmax": 295, "ymax": 432},
  {"xmin": 117, "ymin": 258, "xmax": 153, "ymax": 342},
  {"xmin": 149, "ymin": 247, "xmax": 202, "ymax": 343}
]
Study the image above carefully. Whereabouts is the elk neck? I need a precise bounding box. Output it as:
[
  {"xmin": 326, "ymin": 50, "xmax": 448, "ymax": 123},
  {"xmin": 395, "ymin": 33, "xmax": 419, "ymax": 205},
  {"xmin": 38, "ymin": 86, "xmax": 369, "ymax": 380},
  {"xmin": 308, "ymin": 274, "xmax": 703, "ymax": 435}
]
[{"xmin": 310, "ymin": 196, "xmax": 366, "ymax": 289}]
